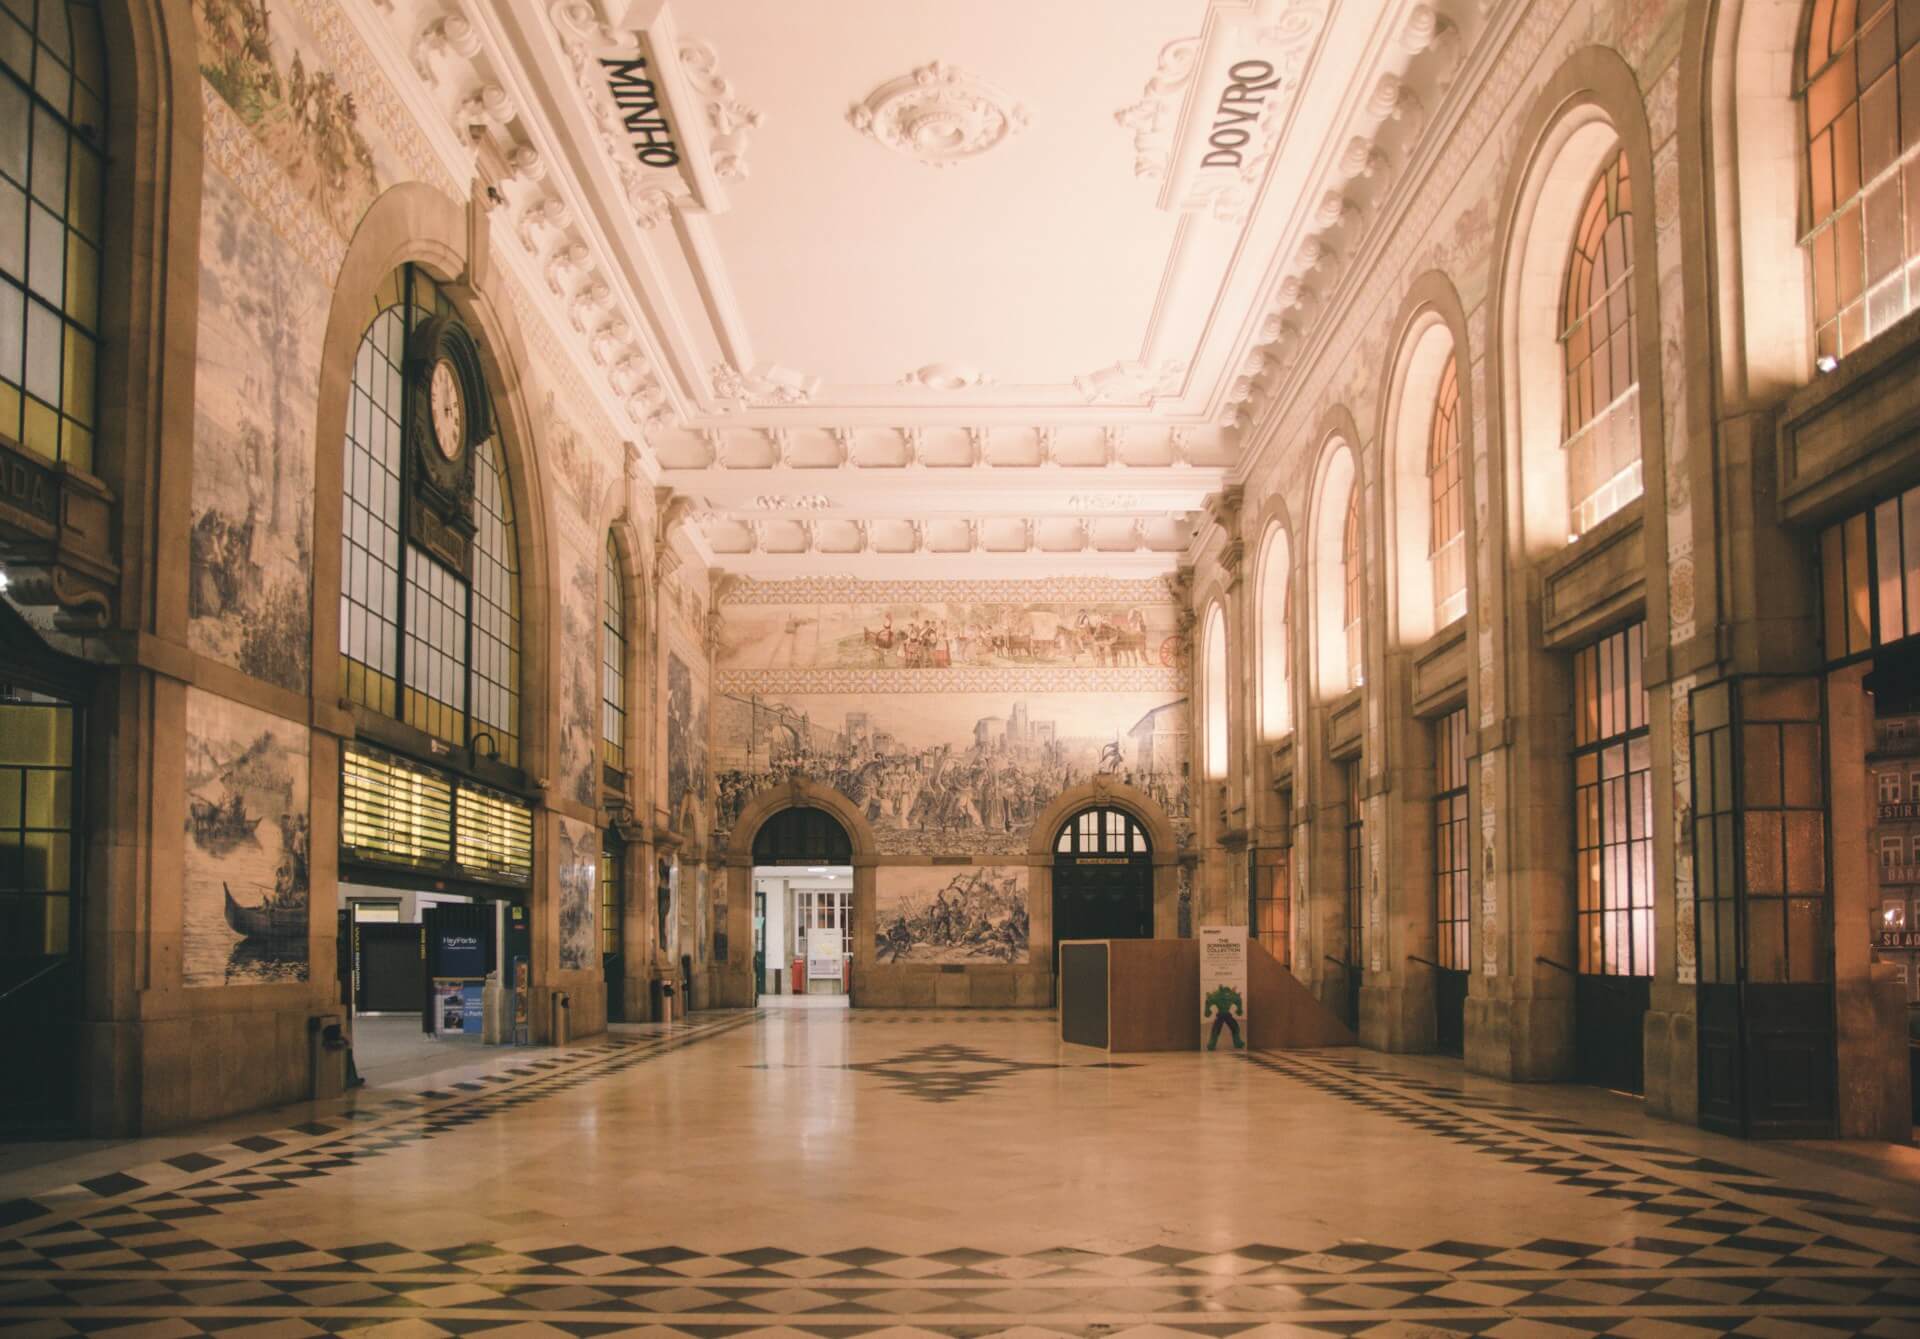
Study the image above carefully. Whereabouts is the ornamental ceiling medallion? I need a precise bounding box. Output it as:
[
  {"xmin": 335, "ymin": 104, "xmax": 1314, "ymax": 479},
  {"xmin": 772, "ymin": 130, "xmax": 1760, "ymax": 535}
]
[{"xmin": 847, "ymin": 61, "xmax": 1028, "ymax": 167}]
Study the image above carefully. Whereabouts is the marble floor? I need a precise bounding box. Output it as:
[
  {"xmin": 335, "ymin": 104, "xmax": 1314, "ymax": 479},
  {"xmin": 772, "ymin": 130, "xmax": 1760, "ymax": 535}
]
[{"xmin": 2, "ymin": 1009, "xmax": 1918, "ymax": 1338}]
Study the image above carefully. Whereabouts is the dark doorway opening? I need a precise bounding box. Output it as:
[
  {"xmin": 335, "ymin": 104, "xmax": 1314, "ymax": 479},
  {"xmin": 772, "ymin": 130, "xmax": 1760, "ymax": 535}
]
[
  {"xmin": 752, "ymin": 805, "xmax": 854, "ymax": 865},
  {"xmin": 1051, "ymin": 807, "xmax": 1153, "ymax": 985},
  {"xmin": 0, "ymin": 603, "xmax": 92, "ymax": 1133}
]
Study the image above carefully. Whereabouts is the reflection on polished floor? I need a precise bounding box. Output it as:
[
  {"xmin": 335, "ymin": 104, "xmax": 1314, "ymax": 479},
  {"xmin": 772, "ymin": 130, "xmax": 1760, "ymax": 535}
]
[{"xmin": 1, "ymin": 1009, "xmax": 1917, "ymax": 1338}]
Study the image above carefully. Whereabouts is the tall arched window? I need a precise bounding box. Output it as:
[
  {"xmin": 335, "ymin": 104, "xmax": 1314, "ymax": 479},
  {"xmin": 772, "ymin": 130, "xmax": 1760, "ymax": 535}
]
[
  {"xmin": 1202, "ymin": 604, "xmax": 1229, "ymax": 780},
  {"xmin": 339, "ymin": 266, "xmax": 522, "ymax": 766},
  {"xmin": 1342, "ymin": 485, "xmax": 1365, "ymax": 689},
  {"xmin": 601, "ymin": 533, "xmax": 627, "ymax": 780},
  {"xmin": 1256, "ymin": 526, "xmax": 1291, "ymax": 741},
  {"xmin": 1561, "ymin": 151, "xmax": 1642, "ymax": 539},
  {"xmin": 1803, "ymin": 0, "xmax": 1920, "ymax": 362},
  {"xmin": 1428, "ymin": 354, "xmax": 1466, "ymax": 628},
  {"xmin": 0, "ymin": 0, "xmax": 105, "ymax": 469}
]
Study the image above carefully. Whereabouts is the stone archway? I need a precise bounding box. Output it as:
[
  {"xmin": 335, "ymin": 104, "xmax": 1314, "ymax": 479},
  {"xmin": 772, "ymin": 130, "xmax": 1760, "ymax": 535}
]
[
  {"xmin": 1026, "ymin": 780, "xmax": 1184, "ymax": 977},
  {"xmin": 718, "ymin": 780, "xmax": 878, "ymax": 1008}
]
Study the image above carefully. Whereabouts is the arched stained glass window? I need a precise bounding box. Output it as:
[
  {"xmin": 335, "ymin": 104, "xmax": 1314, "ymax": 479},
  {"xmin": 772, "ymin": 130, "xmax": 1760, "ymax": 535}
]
[
  {"xmin": 602, "ymin": 533, "xmax": 627, "ymax": 779},
  {"xmin": 1428, "ymin": 353, "xmax": 1466, "ymax": 628},
  {"xmin": 1802, "ymin": 0, "xmax": 1920, "ymax": 362},
  {"xmin": 340, "ymin": 266, "xmax": 522, "ymax": 767},
  {"xmin": 0, "ymin": 0, "xmax": 105, "ymax": 469},
  {"xmin": 1342, "ymin": 484, "xmax": 1364, "ymax": 689},
  {"xmin": 1560, "ymin": 151, "xmax": 1642, "ymax": 539}
]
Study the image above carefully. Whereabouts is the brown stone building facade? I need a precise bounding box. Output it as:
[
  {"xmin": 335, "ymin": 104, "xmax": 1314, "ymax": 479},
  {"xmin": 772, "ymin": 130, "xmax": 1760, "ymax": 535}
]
[{"xmin": 0, "ymin": 0, "xmax": 1914, "ymax": 1140}]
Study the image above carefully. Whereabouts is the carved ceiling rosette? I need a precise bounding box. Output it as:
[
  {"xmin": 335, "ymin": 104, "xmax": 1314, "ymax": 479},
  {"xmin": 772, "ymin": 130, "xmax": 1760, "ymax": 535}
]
[{"xmin": 847, "ymin": 61, "xmax": 1028, "ymax": 167}]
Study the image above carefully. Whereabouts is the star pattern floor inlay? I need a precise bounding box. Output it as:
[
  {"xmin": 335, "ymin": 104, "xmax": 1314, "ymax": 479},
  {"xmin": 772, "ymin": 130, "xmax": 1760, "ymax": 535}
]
[{"xmin": 1, "ymin": 1007, "xmax": 1915, "ymax": 1339}]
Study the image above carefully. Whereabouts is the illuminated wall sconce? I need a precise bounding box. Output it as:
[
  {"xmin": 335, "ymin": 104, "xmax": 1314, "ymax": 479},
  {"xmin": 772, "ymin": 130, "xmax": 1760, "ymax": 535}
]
[{"xmin": 1816, "ymin": 354, "xmax": 1840, "ymax": 374}]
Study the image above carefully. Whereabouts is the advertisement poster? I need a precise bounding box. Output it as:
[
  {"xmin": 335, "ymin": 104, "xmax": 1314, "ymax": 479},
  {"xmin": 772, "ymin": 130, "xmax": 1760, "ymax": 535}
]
[
  {"xmin": 808, "ymin": 927, "xmax": 844, "ymax": 983},
  {"xmin": 434, "ymin": 980, "xmax": 483, "ymax": 1036},
  {"xmin": 1199, "ymin": 926, "xmax": 1248, "ymax": 1052}
]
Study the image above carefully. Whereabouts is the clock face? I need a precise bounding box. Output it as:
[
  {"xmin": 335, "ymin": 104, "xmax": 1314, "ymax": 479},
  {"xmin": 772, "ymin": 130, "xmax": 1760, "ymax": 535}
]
[{"xmin": 429, "ymin": 358, "xmax": 464, "ymax": 460}]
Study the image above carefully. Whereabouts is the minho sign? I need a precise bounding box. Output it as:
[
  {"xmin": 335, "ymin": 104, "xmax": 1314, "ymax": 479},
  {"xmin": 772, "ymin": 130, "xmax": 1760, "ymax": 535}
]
[{"xmin": 600, "ymin": 54, "xmax": 682, "ymax": 169}]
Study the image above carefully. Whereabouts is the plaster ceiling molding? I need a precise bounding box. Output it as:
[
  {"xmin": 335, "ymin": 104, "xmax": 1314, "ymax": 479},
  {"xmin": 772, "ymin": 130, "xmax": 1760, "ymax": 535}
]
[
  {"xmin": 1399, "ymin": 4, "xmax": 1464, "ymax": 94},
  {"xmin": 966, "ymin": 427, "xmax": 991, "ymax": 467},
  {"xmin": 698, "ymin": 428, "xmax": 726, "ymax": 467},
  {"xmin": 1340, "ymin": 135, "xmax": 1390, "ymax": 183},
  {"xmin": 751, "ymin": 494, "xmax": 832, "ymax": 511},
  {"xmin": 545, "ymin": 239, "xmax": 592, "ymax": 296},
  {"xmin": 457, "ymin": 81, "xmax": 516, "ymax": 130},
  {"xmin": 506, "ymin": 142, "xmax": 547, "ymax": 185},
  {"xmin": 1113, "ymin": 38, "xmax": 1199, "ymax": 181},
  {"xmin": 899, "ymin": 363, "xmax": 996, "ymax": 392},
  {"xmin": 1074, "ymin": 359, "xmax": 1186, "ymax": 406},
  {"xmin": 1034, "ymin": 426, "xmax": 1060, "ymax": 469},
  {"xmin": 1123, "ymin": 2, "xmax": 1330, "ymax": 222},
  {"xmin": 898, "ymin": 427, "xmax": 925, "ymax": 469},
  {"xmin": 925, "ymin": 519, "xmax": 976, "ymax": 553},
  {"xmin": 709, "ymin": 362, "xmax": 820, "ymax": 411},
  {"xmin": 567, "ymin": 278, "xmax": 612, "ymax": 332},
  {"xmin": 413, "ymin": 7, "xmax": 482, "ymax": 85},
  {"xmin": 516, "ymin": 194, "xmax": 572, "ymax": 253},
  {"xmin": 1067, "ymin": 493, "xmax": 1141, "ymax": 511},
  {"xmin": 847, "ymin": 61, "xmax": 1029, "ymax": 168},
  {"xmin": 589, "ymin": 315, "xmax": 631, "ymax": 369},
  {"xmin": 1090, "ymin": 518, "xmax": 1150, "ymax": 552},
  {"xmin": 829, "ymin": 427, "xmax": 856, "ymax": 466},
  {"xmin": 546, "ymin": 1, "xmax": 704, "ymax": 231},
  {"xmin": 678, "ymin": 38, "xmax": 763, "ymax": 181},
  {"xmin": 1167, "ymin": 427, "xmax": 1194, "ymax": 469},
  {"xmin": 764, "ymin": 428, "xmax": 793, "ymax": 468},
  {"xmin": 979, "ymin": 518, "xmax": 1031, "ymax": 553},
  {"xmin": 827, "ymin": 519, "xmax": 871, "ymax": 554},
  {"xmin": 1100, "ymin": 426, "xmax": 1128, "ymax": 469}
]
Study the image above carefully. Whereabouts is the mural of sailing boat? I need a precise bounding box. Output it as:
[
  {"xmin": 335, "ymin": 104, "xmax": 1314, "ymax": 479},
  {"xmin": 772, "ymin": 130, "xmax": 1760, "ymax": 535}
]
[{"xmin": 182, "ymin": 690, "xmax": 312, "ymax": 986}]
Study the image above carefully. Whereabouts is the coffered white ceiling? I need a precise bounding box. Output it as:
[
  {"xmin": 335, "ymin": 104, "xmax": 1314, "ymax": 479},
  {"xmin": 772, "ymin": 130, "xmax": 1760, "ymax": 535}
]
[{"xmin": 361, "ymin": 0, "xmax": 1475, "ymax": 577}]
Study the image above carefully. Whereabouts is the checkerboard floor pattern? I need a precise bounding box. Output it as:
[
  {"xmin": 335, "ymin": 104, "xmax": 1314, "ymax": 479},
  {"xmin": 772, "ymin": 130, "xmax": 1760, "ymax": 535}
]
[{"xmin": 0, "ymin": 1010, "xmax": 1914, "ymax": 1339}]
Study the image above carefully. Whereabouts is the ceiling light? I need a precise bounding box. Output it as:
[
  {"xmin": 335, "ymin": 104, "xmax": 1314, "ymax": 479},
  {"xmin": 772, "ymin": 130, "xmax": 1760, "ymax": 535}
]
[
  {"xmin": 0, "ymin": 568, "xmax": 9, "ymax": 594},
  {"xmin": 1816, "ymin": 354, "xmax": 1839, "ymax": 374}
]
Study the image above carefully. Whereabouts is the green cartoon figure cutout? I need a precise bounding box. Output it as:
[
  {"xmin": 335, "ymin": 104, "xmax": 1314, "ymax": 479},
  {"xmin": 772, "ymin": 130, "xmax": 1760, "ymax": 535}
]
[{"xmin": 1204, "ymin": 984, "xmax": 1245, "ymax": 1050}]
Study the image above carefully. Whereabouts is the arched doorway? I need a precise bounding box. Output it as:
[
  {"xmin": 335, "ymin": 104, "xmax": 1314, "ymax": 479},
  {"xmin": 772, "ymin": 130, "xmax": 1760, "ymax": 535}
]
[
  {"xmin": 751, "ymin": 806, "xmax": 854, "ymax": 1004},
  {"xmin": 1051, "ymin": 807, "xmax": 1154, "ymax": 976}
]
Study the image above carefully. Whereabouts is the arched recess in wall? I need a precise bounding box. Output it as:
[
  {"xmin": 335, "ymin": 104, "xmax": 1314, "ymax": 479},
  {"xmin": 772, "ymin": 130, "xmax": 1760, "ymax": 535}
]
[
  {"xmin": 1492, "ymin": 48, "xmax": 1669, "ymax": 565},
  {"xmin": 1255, "ymin": 519, "xmax": 1294, "ymax": 741},
  {"xmin": 1308, "ymin": 433, "xmax": 1362, "ymax": 700},
  {"xmin": 1380, "ymin": 273, "xmax": 1476, "ymax": 650},
  {"xmin": 1202, "ymin": 601, "xmax": 1229, "ymax": 780},
  {"xmin": 1702, "ymin": 0, "xmax": 1813, "ymax": 404},
  {"xmin": 310, "ymin": 182, "xmax": 555, "ymax": 776},
  {"xmin": 723, "ymin": 779, "xmax": 879, "ymax": 868}
]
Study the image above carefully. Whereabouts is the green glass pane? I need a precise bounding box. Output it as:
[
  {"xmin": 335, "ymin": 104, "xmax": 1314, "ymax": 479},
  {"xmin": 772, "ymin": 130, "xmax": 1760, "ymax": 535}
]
[
  {"xmin": 0, "ymin": 381, "xmax": 19, "ymax": 439},
  {"xmin": 23, "ymin": 768, "xmax": 68, "ymax": 828},
  {"xmin": 67, "ymin": 143, "xmax": 95, "ymax": 241},
  {"xmin": 63, "ymin": 229, "xmax": 92, "ymax": 325},
  {"xmin": 20, "ymin": 391, "xmax": 56, "ymax": 456},
  {"xmin": 62, "ymin": 417, "xmax": 87, "ymax": 470},
  {"xmin": 0, "ymin": 705, "xmax": 70, "ymax": 764},
  {"xmin": 0, "ymin": 276, "xmax": 22, "ymax": 381},
  {"xmin": 22, "ymin": 293, "xmax": 56, "ymax": 399},
  {"xmin": 61, "ymin": 323, "xmax": 90, "ymax": 423},
  {"xmin": 0, "ymin": 767, "xmax": 19, "ymax": 823},
  {"xmin": 20, "ymin": 831, "xmax": 69, "ymax": 891},
  {"xmin": 68, "ymin": 4, "xmax": 102, "ymax": 91},
  {"xmin": 33, "ymin": 47, "xmax": 68, "ymax": 118},
  {"xmin": 0, "ymin": 76, "xmax": 26, "ymax": 184},
  {"xmin": 29, "ymin": 104, "xmax": 66, "ymax": 209}
]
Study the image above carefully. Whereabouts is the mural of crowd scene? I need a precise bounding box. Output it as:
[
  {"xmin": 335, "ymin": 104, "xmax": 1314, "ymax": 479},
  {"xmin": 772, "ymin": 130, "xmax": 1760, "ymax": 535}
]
[
  {"xmin": 714, "ymin": 693, "xmax": 1190, "ymax": 855},
  {"xmin": 875, "ymin": 866, "xmax": 1030, "ymax": 965},
  {"xmin": 666, "ymin": 653, "xmax": 708, "ymax": 832},
  {"xmin": 555, "ymin": 817, "xmax": 596, "ymax": 971},
  {"xmin": 558, "ymin": 543, "xmax": 599, "ymax": 807},
  {"xmin": 718, "ymin": 599, "xmax": 1183, "ymax": 671},
  {"xmin": 193, "ymin": 0, "xmax": 393, "ymax": 239},
  {"xmin": 187, "ymin": 169, "xmax": 325, "ymax": 694},
  {"xmin": 181, "ymin": 691, "xmax": 311, "ymax": 987}
]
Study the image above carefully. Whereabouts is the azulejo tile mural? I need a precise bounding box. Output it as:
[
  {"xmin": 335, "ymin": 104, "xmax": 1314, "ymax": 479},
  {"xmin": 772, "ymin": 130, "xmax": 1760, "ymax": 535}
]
[
  {"xmin": 875, "ymin": 865, "xmax": 1031, "ymax": 965},
  {"xmin": 180, "ymin": 689, "xmax": 310, "ymax": 988}
]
